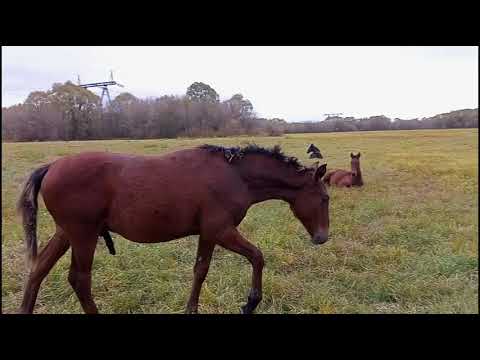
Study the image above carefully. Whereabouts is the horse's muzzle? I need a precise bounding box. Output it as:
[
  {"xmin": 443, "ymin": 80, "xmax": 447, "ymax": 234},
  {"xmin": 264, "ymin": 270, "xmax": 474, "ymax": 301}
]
[{"xmin": 312, "ymin": 231, "xmax": 329, "ymax": 245}]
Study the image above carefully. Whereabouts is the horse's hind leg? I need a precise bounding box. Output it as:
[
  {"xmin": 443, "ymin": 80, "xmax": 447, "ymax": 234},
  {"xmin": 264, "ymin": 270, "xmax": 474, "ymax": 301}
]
[
  {"xmin": 185, "ymin": 238, "xmax": 215, "ymax": 314},
  {"xmin": 19, "ymin": 230, "xmax": 70, "ymax": 314},
  {"xmin": 68, "ymin": 235, "xmax": 99, "ymax": 314},
  {"xmin": 218, "ymin": 228, "xmax": 264, "ymax": 314}
]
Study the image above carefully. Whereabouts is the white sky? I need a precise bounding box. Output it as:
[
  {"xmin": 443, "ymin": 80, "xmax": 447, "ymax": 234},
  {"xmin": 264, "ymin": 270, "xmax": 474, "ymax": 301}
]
[{"xmin": 2, "ymin": 46, "xmax": 478, "ymax": 121}]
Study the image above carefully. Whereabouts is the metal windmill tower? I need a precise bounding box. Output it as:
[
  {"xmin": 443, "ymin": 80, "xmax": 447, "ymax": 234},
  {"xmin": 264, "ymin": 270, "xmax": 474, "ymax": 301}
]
[{"xmin": 77, "ymin": 71, "xmax": 124, "ymax": 109}]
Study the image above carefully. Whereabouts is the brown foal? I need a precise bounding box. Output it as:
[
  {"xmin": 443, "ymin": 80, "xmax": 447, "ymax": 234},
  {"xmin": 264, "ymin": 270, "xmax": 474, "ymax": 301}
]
[
  {"xmin": 17, "ymin": 144, "xmax": 330, "ymax": 314},
  {"xmin": 323, "ymin": 152, "xmax": 363, "ymax": 188}
]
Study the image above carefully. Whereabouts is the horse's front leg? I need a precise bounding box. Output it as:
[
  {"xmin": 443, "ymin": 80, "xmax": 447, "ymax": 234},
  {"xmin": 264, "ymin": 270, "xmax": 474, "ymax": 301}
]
[
  {"xmin": 218, "ymin": 228, "xmax": 264, "ymax": 314},
  {"xmin": 185, "ymin": 238, "xmax": 215, "ymax": 314}
]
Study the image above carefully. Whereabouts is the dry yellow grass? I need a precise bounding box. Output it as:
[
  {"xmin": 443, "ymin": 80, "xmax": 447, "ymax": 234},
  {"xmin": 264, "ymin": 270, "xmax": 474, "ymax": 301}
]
[{"xmin": 2, "ymin": 129, "xmax": 478, "ymax": 313}]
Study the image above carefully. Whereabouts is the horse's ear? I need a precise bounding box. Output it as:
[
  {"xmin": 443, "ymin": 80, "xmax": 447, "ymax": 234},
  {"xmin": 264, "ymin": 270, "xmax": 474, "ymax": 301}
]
[
  {"xmin": 350, "ymin": 152, "xmax": 355, "ymax": 158},
  {"xmin": 357, "ymin": 152, "xmax": 361, "ymax": 158},
  {"xmin": 314, "ymin": 163, "xmax": 327, "ymax": 182}
]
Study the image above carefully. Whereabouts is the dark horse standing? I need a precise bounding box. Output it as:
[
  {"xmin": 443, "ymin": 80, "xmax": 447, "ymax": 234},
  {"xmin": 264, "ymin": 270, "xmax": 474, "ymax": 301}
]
[
  {"xmin": 323, "ymin": 152, "xmax": 363, "ymax": 187},
  {"xmin": 17, "ymin": 144, "xmax": 330, "ymax": 314}
]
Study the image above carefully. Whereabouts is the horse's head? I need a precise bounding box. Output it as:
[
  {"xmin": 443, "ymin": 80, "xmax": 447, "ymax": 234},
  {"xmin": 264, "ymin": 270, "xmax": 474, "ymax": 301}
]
[
  {"xmin": 350, "ymin": 152, "xmax": 361, "ymax": 177},
  {"xmin": 290, "ymin": 163, "xmax": 330, "ymax": 245}
]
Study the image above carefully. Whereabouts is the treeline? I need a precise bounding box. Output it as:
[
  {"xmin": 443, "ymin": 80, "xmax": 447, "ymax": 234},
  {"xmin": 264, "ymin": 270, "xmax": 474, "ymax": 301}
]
[
  {"xmin": 1, "ymin": 80, "xmax": 478, "ymax": 142},
  {"xmin": 2, "ymin": 81, "xmax": 286, "ymax": 141},
  {"xmin": 287, "ymin": 110, "xmax": 478, "ymax": 133}
]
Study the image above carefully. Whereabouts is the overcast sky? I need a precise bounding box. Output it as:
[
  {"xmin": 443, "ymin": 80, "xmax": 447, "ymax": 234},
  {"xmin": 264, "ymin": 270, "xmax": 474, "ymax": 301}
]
[{"xmin": 2, "ymin": 46, "xmax": 478, "ymax": 121}]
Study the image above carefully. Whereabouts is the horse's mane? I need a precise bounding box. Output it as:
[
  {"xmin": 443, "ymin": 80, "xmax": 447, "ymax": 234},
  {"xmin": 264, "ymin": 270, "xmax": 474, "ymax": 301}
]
[{"xmin": 199, "ymin": 143, "xmax": 307, "ymax": 171}]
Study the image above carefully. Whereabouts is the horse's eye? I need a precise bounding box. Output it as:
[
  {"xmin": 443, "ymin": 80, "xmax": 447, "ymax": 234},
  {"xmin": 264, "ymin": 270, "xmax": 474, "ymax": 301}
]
[{"xmin": 322, "ymin": 195, "xmax": 329, "ymax": 201}]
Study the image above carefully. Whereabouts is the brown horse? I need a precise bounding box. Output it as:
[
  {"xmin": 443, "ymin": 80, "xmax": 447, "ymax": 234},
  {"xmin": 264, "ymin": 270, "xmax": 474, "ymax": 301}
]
[
  {"xmin": 323, "ymin": 152, "xmax": 363, "ymax": 187},
  {"xmin": 17, "ymin": 144, "xmax": 330, "ymax": 314}
]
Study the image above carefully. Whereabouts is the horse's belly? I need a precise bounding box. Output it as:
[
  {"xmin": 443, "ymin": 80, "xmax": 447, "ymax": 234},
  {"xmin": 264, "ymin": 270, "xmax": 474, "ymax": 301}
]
[
  {"xmin": 113, "ymin": 226, "xmax": 196, "ymax": 244},
  {"xmin": 106, "ymin": 198, "xmax": 200, "ymax": 243},
  {"xmin": 109, "ymin": 217, "xmax": 199, "ymax": 243}
]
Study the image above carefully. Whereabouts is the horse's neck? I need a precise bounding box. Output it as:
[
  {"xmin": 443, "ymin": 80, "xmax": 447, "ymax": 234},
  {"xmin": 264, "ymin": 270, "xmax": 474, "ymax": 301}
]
[
  {"xmin": 237, "ymin": 160, "xmax": 307, "ymax": 204},
  {"xmin": 249, "ymin": 185, "xmax": 299, "ymax": 204},
  {"xmin": 353, "ymin": 174, "xmax": 363, "ymax": 185},
  {"xmin": 351, "ymin": 164, "xmax": 363, "ymax": 185}
]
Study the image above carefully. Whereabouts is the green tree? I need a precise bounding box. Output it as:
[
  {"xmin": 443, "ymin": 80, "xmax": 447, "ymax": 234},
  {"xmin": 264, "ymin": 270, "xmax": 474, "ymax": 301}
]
[
  {"xmin": 24, "ymin": 91, "xmax": 50, "ymax": 109},
  {"xmin": 186, "ymin": 82, "xmax": 219, "ymax": 103},
  {"xmin": 32, "ymin": 81, "xmax": 101, "ymax": 140},
  {"xmin": 113, "ymin": 92, "xmax": 138, "ymax": 106},
  {"xmin": 225, "ymin": 93, "xmax": 254, "ymax": 118}
]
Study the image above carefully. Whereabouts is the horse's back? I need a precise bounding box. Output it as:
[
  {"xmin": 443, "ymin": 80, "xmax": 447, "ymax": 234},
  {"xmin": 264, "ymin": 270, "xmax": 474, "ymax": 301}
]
[
  {"xmin": 42, "ymin": 151, "xmax": 129, "ymax": 192},
  {"xmin": 42, "ymin": 148, "xmax": 239, "ymax": 201},
  {"xmin": 325, "ymin": 169, "xmax": 352, "ymax": 187}
]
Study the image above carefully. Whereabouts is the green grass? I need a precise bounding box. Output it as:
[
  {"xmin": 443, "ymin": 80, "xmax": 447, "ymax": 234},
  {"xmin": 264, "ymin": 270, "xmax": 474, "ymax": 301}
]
[{"xmin": 2, "ymin": 129, "xmax": 478, "ymax": 314}]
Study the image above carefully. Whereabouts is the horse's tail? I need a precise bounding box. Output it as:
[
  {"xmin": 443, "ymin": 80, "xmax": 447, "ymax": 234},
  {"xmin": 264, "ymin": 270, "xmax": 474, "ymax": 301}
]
[
  {"xmin": 322, "ymin": 171, "xmax": 333, "ymax": 185},
  {"xmin": 16, "ymin": 163, "xmax": 51, "ymax": 270}
]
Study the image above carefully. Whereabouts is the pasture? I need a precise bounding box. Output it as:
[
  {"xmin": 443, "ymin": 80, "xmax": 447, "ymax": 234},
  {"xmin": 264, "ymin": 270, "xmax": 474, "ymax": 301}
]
[{"xmin": 2, "ymin": 129, "xmax": 478, "ymax": 314}]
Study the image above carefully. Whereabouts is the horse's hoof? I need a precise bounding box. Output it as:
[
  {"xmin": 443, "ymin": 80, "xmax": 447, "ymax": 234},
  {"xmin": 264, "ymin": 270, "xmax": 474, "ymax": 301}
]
[{"xmin": 241, "ymin": 305, "xmax": 252, "ymax": 314}]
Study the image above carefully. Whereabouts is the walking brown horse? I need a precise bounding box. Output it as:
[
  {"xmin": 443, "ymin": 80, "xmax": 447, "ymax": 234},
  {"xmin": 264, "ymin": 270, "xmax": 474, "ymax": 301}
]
[
  {"xmin": 323, "ymin": 152, "xmax": 363, "ymax": 187},
  {"xmin": 17, "ymin": 144, "xmax": 330, "ymax": 314}
]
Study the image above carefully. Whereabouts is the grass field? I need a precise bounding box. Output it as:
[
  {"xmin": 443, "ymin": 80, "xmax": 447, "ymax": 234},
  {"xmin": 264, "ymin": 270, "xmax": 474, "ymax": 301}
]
[{"xmin": 2, "ymin": 129, "xmax": 478, "ymax": 314}]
